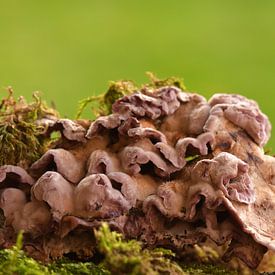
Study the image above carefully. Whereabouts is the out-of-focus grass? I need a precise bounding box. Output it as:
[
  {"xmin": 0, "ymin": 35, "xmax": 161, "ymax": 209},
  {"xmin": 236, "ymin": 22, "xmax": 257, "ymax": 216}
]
[{"xmin": 0, "ymin": 0, "xmax": 275, "ymax": 148}]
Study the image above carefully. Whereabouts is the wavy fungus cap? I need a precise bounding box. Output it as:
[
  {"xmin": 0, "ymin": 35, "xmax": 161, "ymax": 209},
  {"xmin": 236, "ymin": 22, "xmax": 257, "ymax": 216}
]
[{"xmin": 0, "ymin": 86, "xmax": 274, "ymax": 270}]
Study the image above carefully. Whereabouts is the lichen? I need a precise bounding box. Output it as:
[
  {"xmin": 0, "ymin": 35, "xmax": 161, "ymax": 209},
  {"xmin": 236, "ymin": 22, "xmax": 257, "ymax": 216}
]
[{"xmin": 0, "ymin": 88, "xmax": 59, "ymax": 167}]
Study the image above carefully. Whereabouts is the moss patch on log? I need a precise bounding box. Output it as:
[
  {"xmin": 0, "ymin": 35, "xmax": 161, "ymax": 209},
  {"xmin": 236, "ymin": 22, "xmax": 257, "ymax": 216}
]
[{"xmin": 0, "ymin": 88, "xmax": 59, "ymax": 167}]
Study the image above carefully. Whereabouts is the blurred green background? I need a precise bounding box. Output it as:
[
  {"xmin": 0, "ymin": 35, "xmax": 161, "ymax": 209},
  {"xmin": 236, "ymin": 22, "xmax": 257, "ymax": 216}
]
[{"xmin": 1, "ymin": 0, "xmax": 275, "ymax": 148}]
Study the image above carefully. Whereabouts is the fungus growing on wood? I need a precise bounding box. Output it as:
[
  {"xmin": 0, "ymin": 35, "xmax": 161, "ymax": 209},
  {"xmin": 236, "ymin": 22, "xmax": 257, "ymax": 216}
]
[{"xmin": 0, "ymin": 80, "xmax": 274, "ymax": 272}]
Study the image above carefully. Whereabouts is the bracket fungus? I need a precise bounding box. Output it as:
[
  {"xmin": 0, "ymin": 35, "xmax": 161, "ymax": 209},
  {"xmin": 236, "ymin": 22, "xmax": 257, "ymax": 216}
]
[{"xmin": 0, "ymin": 83, "xmax": 275, "ymax": 272}]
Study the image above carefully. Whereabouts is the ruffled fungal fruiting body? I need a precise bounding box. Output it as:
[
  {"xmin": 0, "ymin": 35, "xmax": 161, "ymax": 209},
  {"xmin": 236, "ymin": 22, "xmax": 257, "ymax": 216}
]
[{"xmin": 0, "ymin": 86, "xmax": 274, "ymax": 270}]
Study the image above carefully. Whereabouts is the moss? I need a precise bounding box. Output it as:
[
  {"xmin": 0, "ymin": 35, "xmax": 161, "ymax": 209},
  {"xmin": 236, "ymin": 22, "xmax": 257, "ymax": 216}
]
[
  {"xmin": 0, "ymin": 226, "xmax": 242, "ymax": 275},
  {"xmin": 0, "ymin": 231, "xmax": 108, "ymax": 275},
  {"xmin": 0, "ymin": 88, "xmax": 59, "ymax": 167},
  {"xmin": 95, "ymin": 222, "xmax": 184, "ymax": 275},
  {"xmin": 181, "ymin": 264, "xmax": 238, "ymax": 275},
  {"xmin": 0, "ymin": 227, "xmax": 234, "ymax": 274},
  {"xmin": 76, "ymin": 80, "xmax": 137, "ymax": 119},
  {"xmin": 48, "ymin": 259, "xmax": 108, "ymax": 275},
  {"xmin": 94, "ymin": 224, "xmax": 239, "ymax": 274},
  {"xmin": 0, "ymin": 231, "xmax": 48, "ymax": 275},
  {"xmin": 76, "ymin": 73, "xmax": 186, "ymax": 119},
  {"xmin": 146, "ymin": 72, "xmax": 186, "ymax": 90}
]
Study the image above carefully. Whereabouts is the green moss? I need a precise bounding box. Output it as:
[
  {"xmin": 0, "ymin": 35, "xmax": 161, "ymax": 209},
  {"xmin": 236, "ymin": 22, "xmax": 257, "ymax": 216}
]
[
  {"xmin": 95, "ymin": 223, "xmax": 184, "ymax": 275},
  {"xmin": 0, "ymin": 231, "xmax": 107, "ymax": 275},
  {"xmin": 48, "ymin": 259, "xmax": 108, "ymax": 275},
  {"xmin": 0, "ymin": 88, "xmax": 59, "ymax": 167},
  {"xmin": 146, "ymin": 72, "xmax": 186, "ymax": 90},
  {"xmin": 0, "ymin": 227, "xmax": 182, "ymax": 275},
  {"xmin": 76, "ymin": 80, "xmax": 137, "ymax": 119},
  {"xmin": 95, "ymin": 224, "xmax": 240, "ymax": 275},
  {"xmin": 0, "ymin": 226, "xmax": 241, "ymax": 275},
  {"xmin": 0, "ymin": 231, "xmax": 48, "ymax": 275},
  {"xmin": 181, "ymin": 264, "xmax": 238, "ymax": 275},
  {"xmin": 76, "ymin": 73, "xmax": 186, "ymax": 119}
]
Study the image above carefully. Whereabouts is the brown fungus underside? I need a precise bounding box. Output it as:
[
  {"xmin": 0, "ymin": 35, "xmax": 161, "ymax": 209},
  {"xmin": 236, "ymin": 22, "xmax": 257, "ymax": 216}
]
[{"xmin": 0, "ymin": 86, "xmax": 274, "ymax": 270}]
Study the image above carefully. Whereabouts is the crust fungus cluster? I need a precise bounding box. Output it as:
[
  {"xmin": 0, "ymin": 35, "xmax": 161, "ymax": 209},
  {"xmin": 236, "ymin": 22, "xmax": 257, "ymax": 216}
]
[{"xmin": 0, "ymin": 86, "xmax": 274, "ymax": 269}]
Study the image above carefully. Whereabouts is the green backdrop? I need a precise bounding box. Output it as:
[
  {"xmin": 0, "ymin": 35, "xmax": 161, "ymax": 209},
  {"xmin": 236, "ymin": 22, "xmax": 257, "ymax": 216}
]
[{"xmin": 1, "ymin": 0, "xmax": 275, "ymax": 149}]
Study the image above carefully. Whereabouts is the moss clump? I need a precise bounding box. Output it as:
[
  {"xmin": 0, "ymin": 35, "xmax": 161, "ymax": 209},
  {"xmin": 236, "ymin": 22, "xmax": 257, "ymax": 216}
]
[
  {"xmin": 48, "ymin": 259, "xmax": 108, "ymax": 275},
  {"xmin": 0, "ymin": 88, "xmax": 59, "ymax": 167},
  {"xmin": 0, "ymin": 231, "xmax": 107, "ymax": 275},
  {"xmin": 95, "ymin": 223, "xmax": 185, "ymax": 275},
  {"xmin": 0, "ymin": 231, "xmax": 48, "ymax": 275},
  {"xmin": 76, "ymin": 73, "xmax": 186, "ymax": 119},
  {"xmin": 76, "ymin": 80, "xmax": 137, "ymax": 119},
  {"xmin": 95, "ymin": 224, "xmax": 239, "ymax": 274},
  {"xmin": 146, "ymin": 72, "xmax": 186, "ymax": 90}
]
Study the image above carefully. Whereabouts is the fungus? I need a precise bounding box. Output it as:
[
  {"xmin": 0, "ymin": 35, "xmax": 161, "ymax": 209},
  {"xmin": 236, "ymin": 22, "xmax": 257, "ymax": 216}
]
[{"xmin": 0, "ymin": 80, "xmax": 275, "ymax": 273}]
